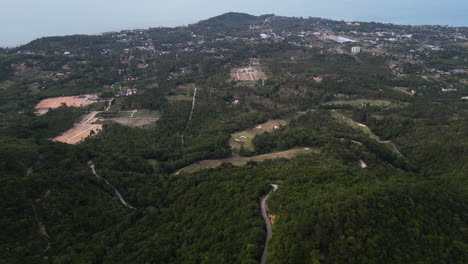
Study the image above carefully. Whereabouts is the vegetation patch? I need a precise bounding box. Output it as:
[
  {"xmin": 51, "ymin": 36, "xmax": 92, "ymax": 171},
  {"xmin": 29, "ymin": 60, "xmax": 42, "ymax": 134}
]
[{"xmin": 34, "ymin": 94, "xmax": 100, "ymax": 115}]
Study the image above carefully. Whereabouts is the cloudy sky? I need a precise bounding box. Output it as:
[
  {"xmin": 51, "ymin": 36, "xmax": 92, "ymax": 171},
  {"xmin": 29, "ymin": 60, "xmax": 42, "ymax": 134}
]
[{"xmin": 1, "ymin": 0, "xmax": 467, "ymax": 47}]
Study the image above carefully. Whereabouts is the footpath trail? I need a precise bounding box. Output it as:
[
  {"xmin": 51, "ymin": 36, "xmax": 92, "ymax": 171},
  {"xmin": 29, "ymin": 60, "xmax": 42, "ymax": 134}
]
[
  {"xmin": 89, "ymin": 162, "xmax": 135, "ymax": 209},
  {"xmin": 260, "ymin": 184, "xmax": 278, "ymax": 264}
]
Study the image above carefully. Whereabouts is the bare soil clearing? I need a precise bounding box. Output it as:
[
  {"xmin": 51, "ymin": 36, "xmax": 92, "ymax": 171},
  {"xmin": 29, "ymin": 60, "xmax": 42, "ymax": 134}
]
[
  {"xmin": 99, "ymin": 110, "xmax": 160, "ymax": 127},
  {"xmin": 177, "ymin": 148, "xmax": 319, "ymax": 174},
  {"xmin": 230, "ymin": 66, "xmax": 266, "ymax": 81},
  {"xmin": 53, "ymin": 111, "xmax": 102, "ymax": 144},
  {"xmin": 229, "ymin": 110, "xmax": 309, "ymax": 153},
  {"xmin": 34, "ymin": 94, "xmax": 99, "ymax": 115}
]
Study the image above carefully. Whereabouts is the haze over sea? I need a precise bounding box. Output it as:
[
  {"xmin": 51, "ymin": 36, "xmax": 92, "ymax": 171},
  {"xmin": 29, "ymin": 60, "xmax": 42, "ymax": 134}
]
[{"xmin": 1, "ymin": 0, "xmax": 467, "ymax": 47}]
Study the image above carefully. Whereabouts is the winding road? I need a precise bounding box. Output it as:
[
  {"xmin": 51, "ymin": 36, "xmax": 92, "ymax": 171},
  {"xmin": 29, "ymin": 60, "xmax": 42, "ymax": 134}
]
[
  {"xmin": 260, "ymin": 184, "xmax": 278, "ymax": 264},
  {"xmin": 89, "ymin": 162, "xmax": 135, "ymax": 209}
]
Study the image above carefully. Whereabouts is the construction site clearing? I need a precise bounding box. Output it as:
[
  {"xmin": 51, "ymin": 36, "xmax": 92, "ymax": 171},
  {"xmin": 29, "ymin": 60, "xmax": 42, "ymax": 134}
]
[
  {"xmin": 34, "ymin": 94, "xmax": 99, "ymax": 115},
  {"xmin": 53, "ymin": 111, "xmax": 102, "ymax": 144},
  {"xmin": 230, "ymin": 66, "xmax": 267, "ymax": 81},
  {"xmin": 53, "ymin": 110, "xmax": 159, "ymax": 144}
]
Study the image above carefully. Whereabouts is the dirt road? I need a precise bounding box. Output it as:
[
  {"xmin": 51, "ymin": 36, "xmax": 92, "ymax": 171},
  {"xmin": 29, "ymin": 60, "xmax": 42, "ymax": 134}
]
[
  {"xmin": 89, "ymin": 163, "xmax": 135, "ymax": 209},
  {"xmin": 105, "ymin": 98, "xmax": 114, "ymax": 112},
  {"xmin": 176, "ymin": 148, "xmax": 318, "ymax": 174},
  {"xmin": 181, "ymin": 87, "xmax": 198, "ymax": 146},
  {"xmin": 186, "ymin": 87, "xmax": 197, "ymax": 130},
  {"xmin": 260, "ymin": 184, "xmax": 278, "ymax": 264}
]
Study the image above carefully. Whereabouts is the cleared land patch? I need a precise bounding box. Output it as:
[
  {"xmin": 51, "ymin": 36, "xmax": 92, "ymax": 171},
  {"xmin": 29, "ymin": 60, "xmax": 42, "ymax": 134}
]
[
  {"xmin": 168, "ymin": 84, "xmax": 197, "ymax": 101},
  {"xmin": 53, "ymin": 111, "xmax": 102, "ymax": 144},
  {"xmin": 230, "ymin": 66, "xmax": 266, "ymax": 81},
  {"xmin": 111, "ymin": 117, "xmax": 159, "ymax": 127},
  {"xmin": 331, "ymin": 110, "xmax": 405, "ymax": 158},
  {"xmin": 323, "ymin": 99, "xmax": 394, "ymax": 107},
  {"xmin": 230, "ymin": 119, "xmax": 287, "ymax": 152},
  {"xmin": 99, "ymin": 110, "xmax": 160, "ymax": 127},
  {"xmin": 177, "ymin": 148, "xmax": 319, "ymax": 174},
  {"xmin": 230, "ymin": 111, "xmax": 312, "ymax": 153},
  {"xmin": 34, "ymin": 94, "xmax": 99, "ymax": 115}
]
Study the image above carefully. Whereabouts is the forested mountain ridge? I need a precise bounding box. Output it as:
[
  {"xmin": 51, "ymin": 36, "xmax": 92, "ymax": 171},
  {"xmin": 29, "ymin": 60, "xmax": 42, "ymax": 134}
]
[{"xmin": 0, "ymin": 12, "xmax": 467, "ymax": 264}]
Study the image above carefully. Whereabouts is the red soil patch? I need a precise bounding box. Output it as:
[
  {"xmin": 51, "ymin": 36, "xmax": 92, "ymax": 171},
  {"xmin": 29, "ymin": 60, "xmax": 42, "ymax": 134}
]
[
  {"xmin": 53, "ymin": 111, "xmax": 102, "ymax": 144},
  {"xmin": 34, "ymin": 94, "xmax": 99, "ymax": 115}
]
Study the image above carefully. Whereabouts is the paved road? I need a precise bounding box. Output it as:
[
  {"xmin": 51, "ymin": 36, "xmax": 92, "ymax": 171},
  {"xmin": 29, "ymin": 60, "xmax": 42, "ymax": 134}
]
[
  {"xmin": 89, "ymin": 163, "xmax": 135, "ymax": 209},
  {"xmin": 260, "ymin": 184, "xmax": 278, "ymax": 264}
]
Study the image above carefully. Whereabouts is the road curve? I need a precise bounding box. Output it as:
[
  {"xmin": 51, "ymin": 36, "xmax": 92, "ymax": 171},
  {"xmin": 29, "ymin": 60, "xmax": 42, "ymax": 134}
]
[
  {"xmin": 260, "ymin": 184, "xmax": 278, "ymax": 264},
  {"xmin": 89, "ymin": 163, "xmax": 135, "ymax": 209}
]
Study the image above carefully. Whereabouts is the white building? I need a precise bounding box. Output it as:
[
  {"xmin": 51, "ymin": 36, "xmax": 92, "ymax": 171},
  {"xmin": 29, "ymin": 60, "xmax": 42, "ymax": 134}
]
[{"xmin": 351, "ymin": 47, "xmax": 361, "ymax": 53}]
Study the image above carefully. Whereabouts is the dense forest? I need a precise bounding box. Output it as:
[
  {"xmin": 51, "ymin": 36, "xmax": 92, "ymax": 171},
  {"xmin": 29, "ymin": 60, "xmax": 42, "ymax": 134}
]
[{"xmin": 1, "ymin": 12, "xmax": 467, "ymax": 264}]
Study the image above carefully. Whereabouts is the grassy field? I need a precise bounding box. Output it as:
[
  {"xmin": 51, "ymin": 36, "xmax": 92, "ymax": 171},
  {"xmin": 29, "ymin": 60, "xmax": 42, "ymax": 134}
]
[
  {"xmin": 133, "ymin": 110, "xmax": 160, "ymax": 118},
  {"xmin": 229, "ymin": 111, "xmax": 313, "ymax": 152},
  {"xmin": 331, "ymin": 110, "xmax": 380, "ymax": 140},
  {"xmin": 230, "ymin": 119, "xmax": 287, "ymax": 152},
  {"xmin": 115, "ymin": 111, "xmax": 135, "ymax": 118},
  {"xmin": 167, "ymin": 95, "xmax": 193, "ymax": 102},
  {"xmin": 0, "ymin": 80, "xmax": 14, "ymax": 90},
  {"xmin": 323, "ymin": 99, "xmax": 395, "ymax": 107},
  {"xmin": 177, "ymin": 148, "xmax": 319, "ymax": 174}
]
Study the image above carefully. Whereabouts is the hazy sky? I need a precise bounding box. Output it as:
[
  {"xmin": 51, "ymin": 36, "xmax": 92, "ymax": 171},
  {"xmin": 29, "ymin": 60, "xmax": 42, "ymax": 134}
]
[{"xmin": 1, "ymin": 0, "xmax": 467, "ymax": 47}]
